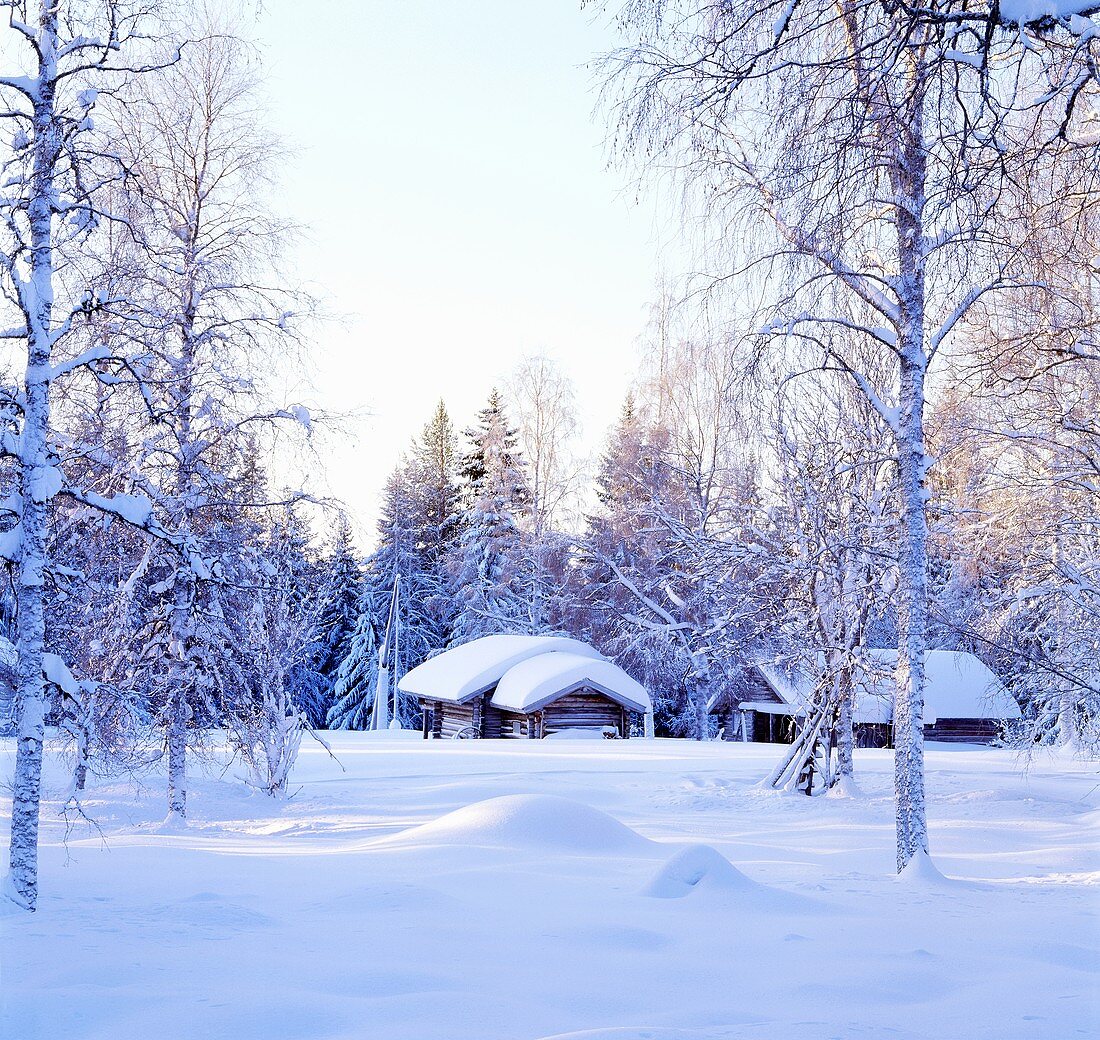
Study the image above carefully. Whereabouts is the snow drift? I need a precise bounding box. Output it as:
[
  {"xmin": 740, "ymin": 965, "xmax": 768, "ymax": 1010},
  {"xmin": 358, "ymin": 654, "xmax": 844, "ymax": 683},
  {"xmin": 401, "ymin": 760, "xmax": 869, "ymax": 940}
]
[
  {"xmin": 377, "ymin": 793, "xmax": 656, "ymax": 854},
  {"xmin": 641, "ymin": 844, "xmax": 754, "ymax": 898}
]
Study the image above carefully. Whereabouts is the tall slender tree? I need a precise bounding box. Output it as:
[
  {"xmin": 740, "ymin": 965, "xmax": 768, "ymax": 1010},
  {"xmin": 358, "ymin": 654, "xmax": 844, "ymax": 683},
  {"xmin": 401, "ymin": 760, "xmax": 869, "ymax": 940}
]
[
  {"xmin": 104, "ymin": 26, "xmax": 309, "ymax": 823},
  {"xmin": 0, "ymin": 0, "xmax": 188, "ymax": 910}
]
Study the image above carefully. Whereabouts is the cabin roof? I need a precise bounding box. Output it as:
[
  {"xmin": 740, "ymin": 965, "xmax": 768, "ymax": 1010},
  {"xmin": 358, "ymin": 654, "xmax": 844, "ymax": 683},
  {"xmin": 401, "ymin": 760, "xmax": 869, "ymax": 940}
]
[
  {"xmin": 862, "ymin": 650, "xmax": 1020, "ymax": 723},
  {"xmin": 491, "ymin": 652, "xmax": 651, "ymax": 715},
  {"xmin": 396, "ymin": 634, "xmax": 605, "ymax": 704},
  {"xmin": 747, "ymin": 649, "xmax": 1020, "ymax": 724}
]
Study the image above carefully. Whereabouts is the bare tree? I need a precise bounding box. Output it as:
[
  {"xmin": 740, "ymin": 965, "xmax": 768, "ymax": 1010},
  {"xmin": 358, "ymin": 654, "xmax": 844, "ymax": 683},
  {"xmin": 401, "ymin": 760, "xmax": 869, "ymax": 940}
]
[
  {"xmin": 769, "ymin": 365, "xmax": 897, "ymax": 789},
  {"xmin": 507, "ymin": 354, "xmax": 583, "ymax": 535},
  {"xmin": 936, "ymin": 174, "xmax": 1100, "ymax": 751},
  {"xmin": 641, "ymin": 333, "xmax": 749, "ymax": 536},
  {"xmin": 103, "ymin": 23, "xmax": 311, "ymax": 824}
]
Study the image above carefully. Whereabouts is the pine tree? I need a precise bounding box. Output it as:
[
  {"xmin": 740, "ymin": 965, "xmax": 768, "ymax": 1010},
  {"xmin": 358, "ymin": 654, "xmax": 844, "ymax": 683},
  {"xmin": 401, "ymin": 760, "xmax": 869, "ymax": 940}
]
[
  {"xmin": 579, "ymin": 398, "xmax": 694, "ymax": 732},
  {"xmin": 458, "ymin": 390, "xmax": 531, "ymax": 514},
  {"xmin": 366, "ymin": 460, "xmax": 450, "ymax": 722},
  {"xmin": 450, "ymin": 391, "xmax": 532, "ymax": 644},
  {"xmin": 415, "ymin": 400, "xmax": 462, "ymax": 572},
  {"xmin": 312, "ymin": 515, "xmax": 365, "ymax": 722},
  {"xmin": 264, "ymin": 505, "xmax": 327, "ymax": 729},
  {"xmin": 326, "ymin": 609, "xmax": 379, "ymax": 731}
]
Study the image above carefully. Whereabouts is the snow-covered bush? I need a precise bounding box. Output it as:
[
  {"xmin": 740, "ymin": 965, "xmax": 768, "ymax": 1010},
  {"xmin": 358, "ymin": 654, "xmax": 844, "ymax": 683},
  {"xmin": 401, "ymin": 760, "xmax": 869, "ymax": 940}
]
[{"xmin": 229, "ymin": 685, "xmax": 306, "ymax": 798}]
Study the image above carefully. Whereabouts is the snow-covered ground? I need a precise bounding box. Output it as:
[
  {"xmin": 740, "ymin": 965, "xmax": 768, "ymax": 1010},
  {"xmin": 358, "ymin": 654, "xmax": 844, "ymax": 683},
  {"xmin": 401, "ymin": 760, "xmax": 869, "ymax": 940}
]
[{"xmin": 1, "ymin": 735, "xmax": 1097, "ymax": 1040}]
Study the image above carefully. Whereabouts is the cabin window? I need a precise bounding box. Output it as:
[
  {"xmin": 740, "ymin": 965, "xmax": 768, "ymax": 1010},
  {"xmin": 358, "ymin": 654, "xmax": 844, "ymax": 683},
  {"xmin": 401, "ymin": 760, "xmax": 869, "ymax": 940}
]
[{"xmin": 511, "ymin": 720, "xmax": 522, "ymax": 736}]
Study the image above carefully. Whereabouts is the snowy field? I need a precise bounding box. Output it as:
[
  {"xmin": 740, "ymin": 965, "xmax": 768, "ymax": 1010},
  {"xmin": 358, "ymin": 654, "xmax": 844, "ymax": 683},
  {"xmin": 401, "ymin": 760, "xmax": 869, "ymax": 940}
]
[{"xmin": 1, "ymin": 735, "xmax": 1097, "ymax": 1040}]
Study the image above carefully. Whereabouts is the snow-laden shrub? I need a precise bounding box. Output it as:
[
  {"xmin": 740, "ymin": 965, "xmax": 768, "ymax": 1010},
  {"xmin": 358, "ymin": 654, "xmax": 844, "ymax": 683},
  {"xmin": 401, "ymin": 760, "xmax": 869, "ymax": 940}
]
[{"xmin": 229, "ymin": 684, "xmax": 306, "ymax": 797}]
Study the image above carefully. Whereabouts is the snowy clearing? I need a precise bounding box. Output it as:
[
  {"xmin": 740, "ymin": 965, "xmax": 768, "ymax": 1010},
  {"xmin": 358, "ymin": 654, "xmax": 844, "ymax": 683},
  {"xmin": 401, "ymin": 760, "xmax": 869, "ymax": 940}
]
[{"xmin": 1, "ymin": 735, "xmax": 1098, "ymax": 1040}]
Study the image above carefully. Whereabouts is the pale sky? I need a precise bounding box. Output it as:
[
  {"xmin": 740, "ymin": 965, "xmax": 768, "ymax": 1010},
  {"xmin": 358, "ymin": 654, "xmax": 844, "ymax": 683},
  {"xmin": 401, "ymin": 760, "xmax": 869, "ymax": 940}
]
[{"xmin": 254, "ymin": 1, "xmax": 674, "ymax": 544}]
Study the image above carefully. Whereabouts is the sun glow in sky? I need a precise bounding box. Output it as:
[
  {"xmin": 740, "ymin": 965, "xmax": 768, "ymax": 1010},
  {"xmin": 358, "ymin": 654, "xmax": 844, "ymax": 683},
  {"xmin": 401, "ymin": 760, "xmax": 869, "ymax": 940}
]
[{"xmin": 255, "ymin": 1, "xmax": 673, "ymax": 542}]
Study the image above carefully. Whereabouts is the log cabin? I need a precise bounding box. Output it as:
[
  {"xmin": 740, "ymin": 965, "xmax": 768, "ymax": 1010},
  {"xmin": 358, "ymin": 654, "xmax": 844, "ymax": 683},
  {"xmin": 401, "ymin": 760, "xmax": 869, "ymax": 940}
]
[
  {"xmin": 397, "ymin": 634, "xmax": 651, "ymax": 740},
  {"xmin": 708, "ymin": 650, "xmax": 1021, "ymax": 746}
]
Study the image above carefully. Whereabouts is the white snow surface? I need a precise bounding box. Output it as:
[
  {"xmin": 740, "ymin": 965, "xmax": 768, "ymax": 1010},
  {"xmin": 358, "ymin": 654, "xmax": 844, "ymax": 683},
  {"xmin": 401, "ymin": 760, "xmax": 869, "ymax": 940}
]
[
  {"xmin": 397, "ymin": 634, "xmax": 605, "ymax": 703},
  {"xmin": 758, "ymin": 649, "xmax": 1020, "ymax": 724},
  {"xmin": 491, "ymin": 652, "xmax": 651, "ymax": 714},
  {"xmin": 999, "ymin": 1, "xmax": 1099, "ymax": 24},
  {"xmin": 377, "ymin": 793, "xmax": 656, "ymax": 853},
  {"xmin": 1, "ymin": 734, "xmax": 1097, "ymax": 1040}
]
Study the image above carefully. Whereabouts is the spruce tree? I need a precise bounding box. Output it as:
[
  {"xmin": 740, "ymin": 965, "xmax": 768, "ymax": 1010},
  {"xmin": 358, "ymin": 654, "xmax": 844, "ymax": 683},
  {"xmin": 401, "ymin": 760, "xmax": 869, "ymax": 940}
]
[
  {"xmin": 326, "ymin": 609, "xmax": 379, "ymax": 731},
  {"xmin": 450, "ymin": 391, "xmax": 532, "ymax": 644},
  {"xmin": 313, "ymin": 515, "xmax": 366, "ymax": 719},
  {"xmin": 578, "ymin": 397, "xmax": 695, "ymax": 734},
  {"xmin": 415, "ymin": 400, "xmax": 462, "ymax": 572}
]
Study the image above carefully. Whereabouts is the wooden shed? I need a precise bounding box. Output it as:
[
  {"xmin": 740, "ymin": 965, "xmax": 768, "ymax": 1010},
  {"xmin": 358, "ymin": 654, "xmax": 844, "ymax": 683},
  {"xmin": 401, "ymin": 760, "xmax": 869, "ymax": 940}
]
[
  {"xmin": 397, "ymin": 634, "xmax": 651, "ymax": 740},
  {"xmin": 709, "ymin": 650, "xmax": 1020, "ymax": 746}
]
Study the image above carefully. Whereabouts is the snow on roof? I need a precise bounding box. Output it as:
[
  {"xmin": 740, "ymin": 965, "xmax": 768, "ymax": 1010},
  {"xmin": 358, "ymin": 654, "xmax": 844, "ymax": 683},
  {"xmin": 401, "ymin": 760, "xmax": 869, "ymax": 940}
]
[
  {"xmin": 748, "ymin": 650, "xmax": 1019, "ymax": 724},
  {"xmin": 848, "ymin": 683, "xmax": 894, "ymax": 726},
  {"xmin": 739, "ymin": 701, "xmax": 803, "ymax": 717},
  {"xmin": 858, "ymin": 650, "xmax": 1021, "ymax": 724},
  {"xmin": 756, "ymin": 663, "xmax": 814, "ymax": 705},
  {"xmin": 397, "ymin": 634, "xmax": 605, "ymax": 704},
  {"xmin": 490, "ymin": 652, "xmax": 651, "ymax": 715}
]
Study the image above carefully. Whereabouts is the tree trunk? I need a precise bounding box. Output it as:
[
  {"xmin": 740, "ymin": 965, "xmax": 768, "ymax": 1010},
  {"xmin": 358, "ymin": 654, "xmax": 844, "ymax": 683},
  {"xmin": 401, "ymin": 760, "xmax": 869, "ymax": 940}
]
[
  {"xmin": 835, "ymin": 672, "xmax": 855, "ymax": 781},
  {"xmin": 164, "ymin": 504, "xmax": 195, "ymax": 820},
  {"xmin": 689, "ymin": 681, "xmax": 709, "ymax": 740},
  {"xmin": 164, "ymin": 261, "xmax": 199, "ymax": 821},
  {"xmin": 7, "ymin": 6, "xmax": 60, "ymax": 910},
  {"xmin": 882, "ymin": 32, "xmax": 932, "ymax": 871},
  {"xmin": 893, "ymin": 338, "xmax": 930, "ymax": 870},
  {"xmin": 73, "ymin": 708, "xmax": 90, "ymax": 793}
]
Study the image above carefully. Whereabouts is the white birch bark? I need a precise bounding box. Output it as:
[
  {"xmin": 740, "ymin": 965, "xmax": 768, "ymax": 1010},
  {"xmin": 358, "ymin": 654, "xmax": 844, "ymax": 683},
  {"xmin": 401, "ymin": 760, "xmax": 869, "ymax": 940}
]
[
  {"xmin": 889, "ymin": 46, "xmax": 931, "ymax": 868},
  {"xmin": 7, "ymin": 1, "xmax": 62, "ymax": 910}
]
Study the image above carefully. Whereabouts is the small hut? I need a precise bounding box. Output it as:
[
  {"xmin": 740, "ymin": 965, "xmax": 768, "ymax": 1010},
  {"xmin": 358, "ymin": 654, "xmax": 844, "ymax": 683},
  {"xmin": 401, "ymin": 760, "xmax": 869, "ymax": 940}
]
[
  {"xmin": 709, "ymin": 650, "xmax": 1020, "ymax": 746},
  {"xmin": 397, "ymin": 634, "xmax": 651, "ymax": 739}
]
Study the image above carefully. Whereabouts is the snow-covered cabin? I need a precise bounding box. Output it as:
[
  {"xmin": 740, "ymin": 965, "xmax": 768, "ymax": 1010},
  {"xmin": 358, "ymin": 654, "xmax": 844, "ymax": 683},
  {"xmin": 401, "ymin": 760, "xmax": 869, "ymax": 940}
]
[
  {"xmin": 709, "ymin": 650, "xmax": 1021, "ymax": 746},
  {"xmin": 397, "ymin": 634, "xmax": 651, "ymax": 739}
]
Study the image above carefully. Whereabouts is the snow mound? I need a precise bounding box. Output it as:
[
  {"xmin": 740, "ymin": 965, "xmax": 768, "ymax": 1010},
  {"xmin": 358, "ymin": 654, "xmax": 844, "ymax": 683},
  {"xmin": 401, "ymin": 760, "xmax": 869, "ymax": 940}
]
[
  {"xmin": 826, "ymin": 774, "xmax": 864, "ymax": 799},
  {"xmin": 895, "ymin": 851, "xmax": 977, "ymax": 891},
  {"xmin": 641, "ymin": 844, "xmax": 754, "ymax": 899},
  {"xmin": 380, "ymin": 794, "xmax": 656, "ymax": 853}
]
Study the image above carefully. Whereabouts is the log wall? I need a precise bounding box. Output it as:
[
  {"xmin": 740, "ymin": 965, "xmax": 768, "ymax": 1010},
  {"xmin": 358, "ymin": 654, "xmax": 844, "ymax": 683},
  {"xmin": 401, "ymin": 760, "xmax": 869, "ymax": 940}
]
[
  {"xmin": 495, "ymin": 709, "xmax": 532, "ymax": 739},
  {"xmin": 923, "ymin": 718, "xmax": 1002, "ymax": 744},
  {"xmin": 422, "ymin": 689, "xmax": 639, "ymax": 740},
  {"xmin": 422, "ymin": 699, "xmax": 483, "ymax": 739},
  {"xmin": 542, "ymin": 691, "xmax": 626, "ymax": 737}
]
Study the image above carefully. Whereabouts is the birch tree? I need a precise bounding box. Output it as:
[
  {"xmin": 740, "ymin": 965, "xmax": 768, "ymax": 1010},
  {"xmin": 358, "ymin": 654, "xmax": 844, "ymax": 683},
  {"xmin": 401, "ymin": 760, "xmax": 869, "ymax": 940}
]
[
  {"xmin": 104, "ymin": 27, "xmax": 309, "ymax": 823},
  {"xmin": 0, "ymin": 0, "xmax": 186, "ymax": 910},
  {"xmin": 507, "ymin": 354, "xmax": 583, "ymax": 535}
]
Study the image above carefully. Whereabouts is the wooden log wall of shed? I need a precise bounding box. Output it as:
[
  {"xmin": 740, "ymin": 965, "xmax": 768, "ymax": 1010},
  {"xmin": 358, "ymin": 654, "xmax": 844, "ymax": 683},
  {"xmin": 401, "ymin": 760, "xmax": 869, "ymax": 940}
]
[
  {"xmin": 482, "ymin": 699, "xmax": 504, "ymax": 739},
  {"xmin": 542, "ymin": 691, "xmax": 626, "ymax": 736},
  {"xmin": 497, "ymin": 709, "xmax": 531, "ymax": 739},
  {"xmin": 429, "ymin": 699, "xmax": 480, "ymax": 739},
  {"xmin": 923, "ymin": 718, "xmax": 1002, "ymax": 744},
  {"xmin": 716, "ymin": 707, "xmax": 738, "ymax": 741}
]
